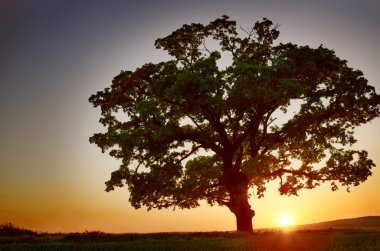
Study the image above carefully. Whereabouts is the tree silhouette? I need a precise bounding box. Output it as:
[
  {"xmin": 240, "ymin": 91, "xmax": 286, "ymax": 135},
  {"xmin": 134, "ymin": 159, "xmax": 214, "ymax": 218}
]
[{"xmin": 89, "ymin": 16, "xmax": 380, "ymax": 232}]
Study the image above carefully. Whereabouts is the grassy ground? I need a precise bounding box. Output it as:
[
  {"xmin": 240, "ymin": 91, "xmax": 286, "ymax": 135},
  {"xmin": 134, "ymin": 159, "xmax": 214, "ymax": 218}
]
[{"xmin": 1, "ymin": 224, "xmax": 380, "ymax": 250}]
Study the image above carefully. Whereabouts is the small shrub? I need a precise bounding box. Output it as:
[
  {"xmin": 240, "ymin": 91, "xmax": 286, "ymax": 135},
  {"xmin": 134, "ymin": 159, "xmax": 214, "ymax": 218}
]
[{"xmin": 0, "ymin": 223, "xmax": 37, "ymax": 236}]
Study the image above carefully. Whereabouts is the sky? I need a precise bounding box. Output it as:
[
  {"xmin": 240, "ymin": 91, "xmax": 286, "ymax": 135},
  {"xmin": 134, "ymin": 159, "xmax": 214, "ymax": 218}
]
[{"xmin": 1, "ymin": 0, "xmax": 380, "ymax": 233}]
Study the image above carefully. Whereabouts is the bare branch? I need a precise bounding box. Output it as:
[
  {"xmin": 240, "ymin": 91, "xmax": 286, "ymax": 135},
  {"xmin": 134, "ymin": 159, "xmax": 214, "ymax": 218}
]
[
  {"xmin": 201, "ymin": 38, "xmax": 212, "ymax": 55},
  {"xmin": 185, "ymin": 113, "xmax": 203, "ymax": 131},
  {"xmin": 239, "ymin": 25, "xmax": 255, "ymax": 40},
  {"xmin": 175, "ymin": 145, "xmax": 202, "ymax": 166}
]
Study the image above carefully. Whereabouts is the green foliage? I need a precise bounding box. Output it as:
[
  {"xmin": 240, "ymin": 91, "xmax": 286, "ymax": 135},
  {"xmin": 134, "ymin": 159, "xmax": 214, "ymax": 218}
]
[{"xmin": 89, "ymin": 16, "xmax": 380, "ymax": 218}]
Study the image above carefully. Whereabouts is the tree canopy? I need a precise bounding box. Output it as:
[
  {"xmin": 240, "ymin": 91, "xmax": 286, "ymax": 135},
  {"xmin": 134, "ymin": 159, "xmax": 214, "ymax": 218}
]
[{"xmin": 89, "ymin": 16, "xmax": 380, "ymax": 231}]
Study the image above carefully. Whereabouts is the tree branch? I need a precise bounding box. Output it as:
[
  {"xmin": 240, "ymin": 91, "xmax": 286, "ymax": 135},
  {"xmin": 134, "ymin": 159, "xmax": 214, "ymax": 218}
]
[
  {"xmin": 177, "ymin": 129, "xmax": 223, "ymax": 155},
  {"xmin": 231, "ymin": 114, "xmax": 261, "ymax": 153},
  {"xmin": 268, "ymin": 168, "xmax": 320, "ymax": 180},
  {"xmin": 200, "ymin": 104, "xmax": 230, "ymax": 148},
  {"xmin": 233, "ymin": 146, "xmax": 244, "ymax": 171},
  {"xmin": 175, "ymin": 145, "xmax": 201, "ymax": 166}
]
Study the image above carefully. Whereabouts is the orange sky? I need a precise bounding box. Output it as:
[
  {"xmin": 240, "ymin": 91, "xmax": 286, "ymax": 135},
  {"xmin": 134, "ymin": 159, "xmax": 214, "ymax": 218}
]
[{"xmin": 1, "ymin": 0, "xmax": 380, "ymax": 233}]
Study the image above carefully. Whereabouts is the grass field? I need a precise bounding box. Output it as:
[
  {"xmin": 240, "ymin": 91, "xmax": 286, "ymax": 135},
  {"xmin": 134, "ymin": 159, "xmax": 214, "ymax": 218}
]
[{"xmin": 1, "ymin": 223, "xmax": 380, "ymax": 251}]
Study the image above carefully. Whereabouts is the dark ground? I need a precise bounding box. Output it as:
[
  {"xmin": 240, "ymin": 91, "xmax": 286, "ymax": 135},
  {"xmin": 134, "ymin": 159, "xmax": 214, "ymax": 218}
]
[{"xmin": 1, "ymin": 224, "xmax": 380, "ymax": 251}]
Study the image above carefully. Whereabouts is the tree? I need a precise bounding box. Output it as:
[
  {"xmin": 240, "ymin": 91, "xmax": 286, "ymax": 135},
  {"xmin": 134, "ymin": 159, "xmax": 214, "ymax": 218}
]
[{"xmin": 89, "ymin": 16, "xmax": 380, "ymax": 232}]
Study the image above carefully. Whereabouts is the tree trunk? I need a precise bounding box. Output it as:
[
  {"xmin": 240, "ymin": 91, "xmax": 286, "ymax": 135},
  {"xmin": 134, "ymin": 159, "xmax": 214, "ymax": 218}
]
[
  {"xmin": 225, "ymin": 173, "xmax": 255, "ymax": 232},
  {"xmin": 231, "ymin": 194, "xmax": 255, "ymax": 232},
  {"xmin": 234, "ymin": 202, "xmax": 254, "ymax": 232}
]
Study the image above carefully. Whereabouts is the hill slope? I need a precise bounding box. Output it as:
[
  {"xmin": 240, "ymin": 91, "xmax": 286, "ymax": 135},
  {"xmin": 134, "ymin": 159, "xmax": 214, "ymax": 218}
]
[{"xmin": 293, "ymin": 216, "xmax": 380, "ymax": 230}]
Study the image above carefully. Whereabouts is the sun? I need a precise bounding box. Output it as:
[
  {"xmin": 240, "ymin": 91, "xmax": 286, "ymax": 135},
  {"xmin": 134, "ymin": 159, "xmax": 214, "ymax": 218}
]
[{"xmin": 277, "ymin": 214, "xmax": 294, "ymax": 227}]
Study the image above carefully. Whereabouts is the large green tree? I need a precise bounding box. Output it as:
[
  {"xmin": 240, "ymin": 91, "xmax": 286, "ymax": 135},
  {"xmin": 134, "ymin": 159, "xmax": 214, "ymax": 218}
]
[{"xmin": 89, "ymin": 16, "xmax": 380, "ymax": 232}]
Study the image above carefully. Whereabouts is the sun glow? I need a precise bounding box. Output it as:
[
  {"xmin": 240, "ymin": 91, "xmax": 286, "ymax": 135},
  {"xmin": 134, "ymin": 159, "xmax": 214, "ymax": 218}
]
[{"xmin": 277, "ymin": 214, "xmax": 294, "ymax": 227}]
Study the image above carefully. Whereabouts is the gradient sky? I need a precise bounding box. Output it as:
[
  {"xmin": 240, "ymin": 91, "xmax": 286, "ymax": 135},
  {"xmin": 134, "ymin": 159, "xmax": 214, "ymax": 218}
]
[{"xmin": 1, "ymin": 0, "xmax": 380, "ymax": 233}]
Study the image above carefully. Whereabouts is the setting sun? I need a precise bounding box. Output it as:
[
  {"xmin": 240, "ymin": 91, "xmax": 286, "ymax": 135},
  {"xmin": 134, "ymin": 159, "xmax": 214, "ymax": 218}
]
[{"xmin": 277, "ymin": 214, "xmax": 294, "ymax": 227}]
